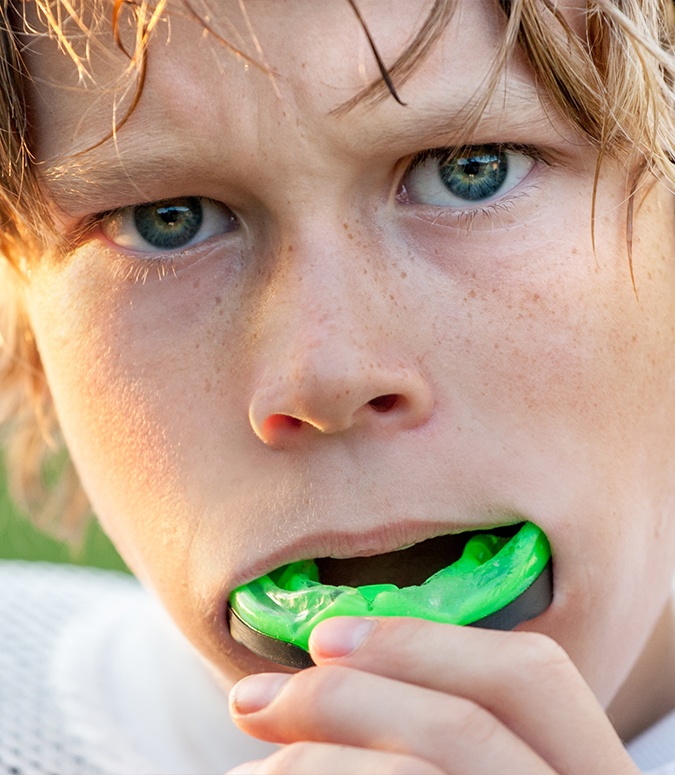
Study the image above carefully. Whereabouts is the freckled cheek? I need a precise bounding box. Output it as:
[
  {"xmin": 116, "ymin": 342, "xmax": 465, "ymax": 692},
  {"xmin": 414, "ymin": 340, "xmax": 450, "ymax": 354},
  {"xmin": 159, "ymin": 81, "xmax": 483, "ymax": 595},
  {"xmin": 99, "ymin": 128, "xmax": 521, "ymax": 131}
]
[
  {"xmin": 420, "ymin": 215, "xmax": 671, "ymax": 443},
  {"xmin": 26, "ymin": 257, "xmax": 255, "ymax": 571},
  {"xmin": 422, "ymin": 278, "xmax": 600, "ymax": 433},
  {"xmin": 481, "ymin": 304, "xmax": 659, "ymax": 439}
]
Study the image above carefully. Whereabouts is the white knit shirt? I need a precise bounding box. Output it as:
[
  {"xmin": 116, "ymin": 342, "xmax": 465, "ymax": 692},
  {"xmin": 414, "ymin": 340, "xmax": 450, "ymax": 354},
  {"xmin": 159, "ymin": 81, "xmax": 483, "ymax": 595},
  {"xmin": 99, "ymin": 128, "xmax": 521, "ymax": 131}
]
[
  {"xmin": 628, "ymin": 709, "xmax": 675, "ymax": 774},
  {"xmin": 1, "ymin": 559, "xmax": 673, "ymax": 774},
  {"xmin": 0, "ymin": 560, "xmax": 275, "ymax": 775}
]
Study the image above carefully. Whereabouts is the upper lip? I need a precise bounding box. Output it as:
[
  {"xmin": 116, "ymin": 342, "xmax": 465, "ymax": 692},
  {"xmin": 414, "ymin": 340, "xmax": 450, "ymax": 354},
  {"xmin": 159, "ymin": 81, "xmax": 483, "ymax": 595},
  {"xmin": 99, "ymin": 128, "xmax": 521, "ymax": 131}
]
[{"xmin": 229, "ymin": 517, "xmax": 524, "ymax": 591}]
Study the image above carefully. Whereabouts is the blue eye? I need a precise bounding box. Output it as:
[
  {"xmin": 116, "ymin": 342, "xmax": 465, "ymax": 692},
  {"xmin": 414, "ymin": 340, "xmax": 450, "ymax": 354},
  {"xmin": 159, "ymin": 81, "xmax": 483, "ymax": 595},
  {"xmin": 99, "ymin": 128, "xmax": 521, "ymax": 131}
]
[
  {"xmin": 403, "ymin": 145, "xmax": 535, "ymax": 208},
  {"xmin": 135, "ymin": 198, "xmax": 203, "ymax": 248},
  {"xmin": 441, "ymin": 149, "xmax": 507, "ymax": 200},
  {"xmin": 101, "ymin": 197, "xmax": 238, "ymax": 252}
]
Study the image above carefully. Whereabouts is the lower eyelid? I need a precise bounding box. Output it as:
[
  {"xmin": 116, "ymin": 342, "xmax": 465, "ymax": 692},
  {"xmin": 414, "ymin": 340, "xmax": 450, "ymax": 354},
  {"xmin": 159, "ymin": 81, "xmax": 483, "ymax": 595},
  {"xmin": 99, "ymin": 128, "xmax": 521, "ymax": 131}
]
[{"xmin": 405, "ymin": 186, "xmax": 541, "ymax": 232}]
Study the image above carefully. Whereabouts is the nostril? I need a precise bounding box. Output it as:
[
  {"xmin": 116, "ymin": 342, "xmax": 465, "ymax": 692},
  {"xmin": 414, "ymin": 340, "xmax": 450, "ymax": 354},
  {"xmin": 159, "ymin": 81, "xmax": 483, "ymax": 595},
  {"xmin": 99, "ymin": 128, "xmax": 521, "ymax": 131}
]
[
  {"xmin": 262, "ymin": 413, "xmax": 304, "ymax": 437},
  {"xmin": 368, "ymin": 393, "xmax": 400, "ymax": 413}
]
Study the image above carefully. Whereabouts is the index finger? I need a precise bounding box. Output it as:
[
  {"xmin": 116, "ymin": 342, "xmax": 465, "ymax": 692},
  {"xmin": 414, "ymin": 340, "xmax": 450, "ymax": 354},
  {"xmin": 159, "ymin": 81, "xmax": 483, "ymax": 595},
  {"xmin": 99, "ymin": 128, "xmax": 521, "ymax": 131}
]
[{"xmin": 308, "ymin": 617, "xmax": 639, "ymax": 775}]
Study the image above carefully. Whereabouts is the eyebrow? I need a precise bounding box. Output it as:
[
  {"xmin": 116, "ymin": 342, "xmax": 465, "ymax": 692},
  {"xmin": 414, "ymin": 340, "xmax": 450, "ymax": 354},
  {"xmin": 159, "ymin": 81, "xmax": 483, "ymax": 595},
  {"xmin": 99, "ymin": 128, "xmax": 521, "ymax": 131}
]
[
  {"xmin": 357, "ymin": 84, "xmax": 561, "ymax": 151},
  {"xmin": 42, "ymin": 147, "xmax": 200, "ymax": 215},
  {"xmin": 42, "ymin": 79, "xmax": 563, "ymax": 216}
]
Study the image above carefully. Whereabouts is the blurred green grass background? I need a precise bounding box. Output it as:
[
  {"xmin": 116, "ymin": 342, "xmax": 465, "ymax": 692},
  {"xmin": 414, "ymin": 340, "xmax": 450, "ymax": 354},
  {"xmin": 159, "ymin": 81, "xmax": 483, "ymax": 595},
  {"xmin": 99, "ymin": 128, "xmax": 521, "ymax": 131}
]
[{"xmin": 0, "ymin": 462, "xmax": 129, "ymax": 572}]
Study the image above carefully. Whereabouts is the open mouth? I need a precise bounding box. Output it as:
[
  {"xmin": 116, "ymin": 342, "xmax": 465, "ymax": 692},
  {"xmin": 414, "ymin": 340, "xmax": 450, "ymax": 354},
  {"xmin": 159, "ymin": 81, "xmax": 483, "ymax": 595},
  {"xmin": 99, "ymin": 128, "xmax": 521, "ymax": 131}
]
[
  {"xmin": 229, "ymin": 522, "xmax": 552, "ymax": 669},
  {"xmin": 315, "ymin": 523, "xmax": 522, "ymax": 588}
]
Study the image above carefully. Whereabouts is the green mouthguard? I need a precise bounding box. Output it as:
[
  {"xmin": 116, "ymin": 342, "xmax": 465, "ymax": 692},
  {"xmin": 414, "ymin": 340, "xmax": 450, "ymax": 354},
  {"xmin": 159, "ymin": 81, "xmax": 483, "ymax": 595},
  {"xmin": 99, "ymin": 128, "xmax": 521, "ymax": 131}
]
[{"xmin": 230, "ymin": 522, "xmax": 551, "ymax": 664}]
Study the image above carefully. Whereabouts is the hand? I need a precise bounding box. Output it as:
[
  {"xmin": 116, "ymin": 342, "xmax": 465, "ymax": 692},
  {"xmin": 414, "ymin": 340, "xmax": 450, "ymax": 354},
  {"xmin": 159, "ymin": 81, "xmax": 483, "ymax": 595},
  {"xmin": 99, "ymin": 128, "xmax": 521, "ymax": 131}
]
[{"xmin": 227, "ymin": 617, "xmax": 640, "ymax": 774}]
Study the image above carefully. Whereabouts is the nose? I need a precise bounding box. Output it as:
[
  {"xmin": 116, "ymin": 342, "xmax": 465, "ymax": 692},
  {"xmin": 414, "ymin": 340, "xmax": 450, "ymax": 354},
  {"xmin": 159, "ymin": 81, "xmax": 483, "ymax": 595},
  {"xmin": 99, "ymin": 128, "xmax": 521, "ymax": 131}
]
[
  {"xmin": 247, "ymin": 241, "xmax": 434, "ymax": 448},
  {"xmin": 249, "ymin": 356, "xmax": 434, "ymax": 447}
]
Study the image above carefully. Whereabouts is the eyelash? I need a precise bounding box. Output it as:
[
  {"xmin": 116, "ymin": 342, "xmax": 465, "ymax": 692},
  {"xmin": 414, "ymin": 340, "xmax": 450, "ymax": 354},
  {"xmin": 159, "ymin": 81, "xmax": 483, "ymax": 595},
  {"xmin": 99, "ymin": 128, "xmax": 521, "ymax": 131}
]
[
  {"xmin": 117, "ymin": 252, "xmax": 182, "ymax": 284},
  {"xmin": 409, "ymin": 142, "xmax": 547, "ymax": 169},
  {"xmin": 399, "ymin": 142, "xmax": 550, "ymax": 226}
]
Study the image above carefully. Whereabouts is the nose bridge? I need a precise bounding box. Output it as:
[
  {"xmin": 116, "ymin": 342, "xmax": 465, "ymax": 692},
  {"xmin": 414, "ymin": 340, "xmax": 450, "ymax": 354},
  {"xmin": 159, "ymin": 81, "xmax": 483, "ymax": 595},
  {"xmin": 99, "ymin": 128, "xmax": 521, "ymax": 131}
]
[
  {"xmin": 256, "ymin": 224, "xmax": 386, "ymax": 391},
  {"xmin": 247, "ymin": 223, "xmax": 434, "ymax": 445},
  {"xmin": 275, "ymin": 233, "xmax": 374, "ymax": 356}
]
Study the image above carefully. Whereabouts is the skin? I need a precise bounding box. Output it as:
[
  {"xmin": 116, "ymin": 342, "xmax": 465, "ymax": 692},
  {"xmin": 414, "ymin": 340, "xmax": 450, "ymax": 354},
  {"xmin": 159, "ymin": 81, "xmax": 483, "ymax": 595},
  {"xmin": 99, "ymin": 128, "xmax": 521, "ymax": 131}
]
[{"xmin": 17, "ymin": 0, "xmax": 675, "ymax": 771}]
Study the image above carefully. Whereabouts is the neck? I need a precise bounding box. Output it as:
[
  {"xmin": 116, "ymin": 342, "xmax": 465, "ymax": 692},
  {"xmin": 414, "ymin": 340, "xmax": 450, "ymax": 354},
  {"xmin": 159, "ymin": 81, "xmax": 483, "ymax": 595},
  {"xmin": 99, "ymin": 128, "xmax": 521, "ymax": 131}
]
[{"xmin": 608, "ymin": 597, "xmax": 675, "ymax": 742}]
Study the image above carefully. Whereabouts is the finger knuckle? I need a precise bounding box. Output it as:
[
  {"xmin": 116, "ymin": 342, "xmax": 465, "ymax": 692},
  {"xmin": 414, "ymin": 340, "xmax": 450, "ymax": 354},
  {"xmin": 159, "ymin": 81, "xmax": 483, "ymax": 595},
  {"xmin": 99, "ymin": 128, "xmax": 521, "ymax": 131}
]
[
  {"xmin": 450, "ymin": 697, "xmax": 500, "ymax": 748},
  {"xmin": 510, "ymin": 630, "xmax": 571, "ymax": 680}
]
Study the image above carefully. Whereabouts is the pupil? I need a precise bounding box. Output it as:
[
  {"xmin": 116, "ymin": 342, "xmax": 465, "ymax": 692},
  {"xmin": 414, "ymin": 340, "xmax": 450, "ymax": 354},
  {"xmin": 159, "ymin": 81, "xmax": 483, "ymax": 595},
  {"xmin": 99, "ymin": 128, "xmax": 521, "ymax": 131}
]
[
  {"xmin": 135, "ymin": 197, "xmax": 203, "ymax": 249},
  {"xmin": 440, "ymin": 148, "xmax": 508, "ymax": 202}
]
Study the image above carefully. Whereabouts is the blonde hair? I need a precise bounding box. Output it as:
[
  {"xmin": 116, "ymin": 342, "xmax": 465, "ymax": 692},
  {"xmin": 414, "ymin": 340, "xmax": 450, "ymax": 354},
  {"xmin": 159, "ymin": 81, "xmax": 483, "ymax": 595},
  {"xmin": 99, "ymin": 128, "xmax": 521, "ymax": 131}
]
[{"xmin": 1, "ymin": 0, "xmax": 674, "ymax": 539}]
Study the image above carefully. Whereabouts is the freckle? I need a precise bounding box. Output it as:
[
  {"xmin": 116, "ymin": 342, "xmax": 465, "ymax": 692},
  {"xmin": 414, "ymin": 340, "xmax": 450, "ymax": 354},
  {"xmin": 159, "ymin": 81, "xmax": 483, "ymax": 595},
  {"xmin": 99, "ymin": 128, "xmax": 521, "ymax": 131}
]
[
  {"xmin": 363, "ymin": 268, "xmax": 368, "ymax": 275},
  {"xmin": 343, "ymin": 223, "xmax": 349, "ymax": 230},
  {"xmin": 467, "ymin": 289, "xmax": 476, "ymax": 299},
  {"xmin": 195, "ymin": 342, "xmax": 200, "ymax": 350},
  {"xmin": 401, "ymin": 271, "xmax": 407, "ymax": 279},
  {"xmin": 204, "ymin": 380, "xmax": 211, "ymax": 393},
  {"xmin": 215, "ymin": 296, "xmax": 222, "ymax": 305},
  {"xmin": 193, "ymin": 278, "xmax": 201, "ymax": 289},
  {"xmin": 348, "ymin": 233, "xmax": 353, "ymax": 240}
]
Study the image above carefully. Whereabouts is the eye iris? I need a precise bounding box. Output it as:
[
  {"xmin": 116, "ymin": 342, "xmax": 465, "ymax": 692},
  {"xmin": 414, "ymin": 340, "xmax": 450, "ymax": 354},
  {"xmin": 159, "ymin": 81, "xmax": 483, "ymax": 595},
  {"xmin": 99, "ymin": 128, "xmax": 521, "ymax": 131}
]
[
  {"xmin": 134, "ymin": 197, "xmax": 203, "ymax": 249},
  {"xmin": 440, "ymin": 148, "xmax": 508, "ymax": 202}
]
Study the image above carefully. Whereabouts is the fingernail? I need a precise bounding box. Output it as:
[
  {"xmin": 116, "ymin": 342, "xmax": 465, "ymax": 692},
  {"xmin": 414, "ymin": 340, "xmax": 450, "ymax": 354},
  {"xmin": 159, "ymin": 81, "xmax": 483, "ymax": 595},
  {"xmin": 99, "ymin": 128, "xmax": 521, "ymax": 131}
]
[
  {"xmin": 230, "ymin": 673, "xmax": 290, "ymax": 715},
  {"xmin": 310, "ymin": 616, "xmax": 375, "ymax": 658}
]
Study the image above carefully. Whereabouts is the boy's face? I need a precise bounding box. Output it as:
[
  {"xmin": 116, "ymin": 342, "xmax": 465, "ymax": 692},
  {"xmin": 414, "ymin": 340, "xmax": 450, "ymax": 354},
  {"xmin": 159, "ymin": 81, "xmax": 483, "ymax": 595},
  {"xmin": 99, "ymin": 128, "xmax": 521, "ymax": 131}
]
[{"xmin": 22, "ymin": 0, "xmax": 675, "ymax": 705}]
